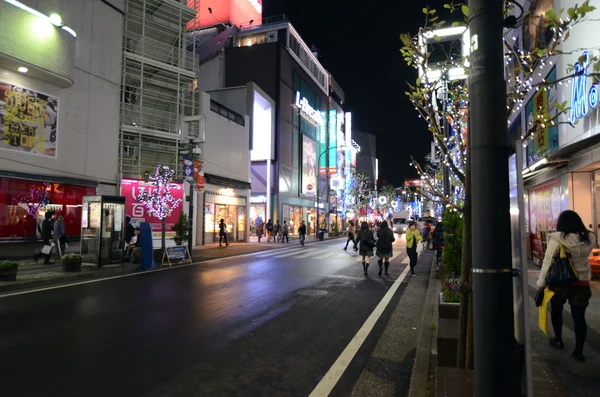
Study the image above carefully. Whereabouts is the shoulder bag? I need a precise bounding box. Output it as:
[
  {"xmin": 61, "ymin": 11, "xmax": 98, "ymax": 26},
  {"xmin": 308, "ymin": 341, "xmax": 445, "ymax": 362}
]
[{"xmin": 545, "ymin": 243, "xmax": 578, "ymax": 288}]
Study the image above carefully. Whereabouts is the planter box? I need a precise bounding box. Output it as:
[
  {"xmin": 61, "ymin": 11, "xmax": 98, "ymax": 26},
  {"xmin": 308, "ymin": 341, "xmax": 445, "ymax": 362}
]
[
  {"xmin": 437, "ymin": 317, "xmax": 460, "ymax": 367},
  {"xmin": 439, "ymin": 293, "xmax": 460, "ymax": 319},
  {"xmin": 62, "ymin": 261, "xmax": 82, "ymax": 272},
  {"xmin": 0, "ymin": 269, "xmax": 18, "ymax": 281}
]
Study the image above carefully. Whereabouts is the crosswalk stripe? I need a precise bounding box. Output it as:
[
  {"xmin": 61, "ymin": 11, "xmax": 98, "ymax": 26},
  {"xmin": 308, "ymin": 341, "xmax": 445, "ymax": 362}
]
[
  {"xmin": 401, "ymin": 256, "xmax": 410, "ymax": 264},
  {"xmin": 274, "ymin": 248, "xmax": 314, "ymax": 258},
  {"xmin": 254, "ymin": 247, "xmax": 303, "ymax": 257},
  {"xmin": 292, "ymin": 249, "xmax": 320, "ymax": 259}
]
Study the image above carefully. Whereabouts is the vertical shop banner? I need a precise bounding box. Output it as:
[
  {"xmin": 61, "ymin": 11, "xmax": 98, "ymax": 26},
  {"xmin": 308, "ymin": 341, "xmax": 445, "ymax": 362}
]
[
  {"xmin": 328, "ymin": 110, "xmax": 337, "ymax": 174},
  {"xmin": 525, "ymin": 67, "xmax": 559, "ymax": 166},
  {"xmin": 183, "ymin": 158, "xmax": 194, "ymax": 184},
  {"xmin": 318, "ymin": 111, "xmax": 327, "ymax": 175},
  {"xmin": 121, "ymin": 179, "xmax": 184, "ymax": 240},
  {"xmin": 0, "ymin": 81, "xmax": 58, "ymax": 157},
  {"xmin": 193, "ymin": 160, "xmax": 205, "ymax": 192},
  {"xmin": 302, "ymin": 135, "xmax": 317, "ymax": 197}
]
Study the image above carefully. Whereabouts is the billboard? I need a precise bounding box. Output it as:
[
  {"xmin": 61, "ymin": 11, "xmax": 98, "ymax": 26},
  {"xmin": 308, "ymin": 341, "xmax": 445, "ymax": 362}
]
[
  {"xmin": 121, "ymin": 179, "xmax": 184, "ymax": 241},
  {"xmin": 186, "ymin": 0, "xmax": 262, "ymax": 30},
  {"xmin": 0, "ymin": 81, "xmax": 58, "ymax": 157},
  {"xmin": 302, "ymin": 135, "xmax": 317, "ymax": 197}
]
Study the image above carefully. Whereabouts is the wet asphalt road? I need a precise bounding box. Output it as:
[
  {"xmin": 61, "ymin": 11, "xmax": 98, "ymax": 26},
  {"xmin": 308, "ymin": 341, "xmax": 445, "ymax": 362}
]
[{"xmin": 0, "ymin": 237, "xmax": 410, "ymax": 396}]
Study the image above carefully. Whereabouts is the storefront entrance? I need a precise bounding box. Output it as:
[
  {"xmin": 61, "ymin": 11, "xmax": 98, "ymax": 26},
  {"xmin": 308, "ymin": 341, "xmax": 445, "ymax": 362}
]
[{"xmin": 203, "ymin": 191, "xmax": 247, "ymax": 244}]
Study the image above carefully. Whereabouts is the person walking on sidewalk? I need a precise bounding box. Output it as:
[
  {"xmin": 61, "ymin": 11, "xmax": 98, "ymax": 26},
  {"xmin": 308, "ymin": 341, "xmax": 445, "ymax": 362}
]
[
  {"xmin": 273, "ymin": 220, "xmax": 281, "ymax": 242},
  {"xmin": 431, "ymin": 221, "xmax": 445, "ymax": 266},
  {"xmin": 266, "ymin": 219, "xmax": 273, "ymax": 242},
  {"xmin": 53, "ymin": 213, "xmax": 67, "ymax": 259},
  {"xmin": 34, "ymin": 211, "xmax": 54, "ymax": 265},
  {"xmin": 257, "ymin": 222, "xmax": 265, "ymax": 242},
  {"xmin": 357, "ymin": 222, "xmax": 375, "ymax": 276},
  {"xmin": 343, "ymin": 220, "xmax": 357, "ymax": 251},
  {"xmin": 218, "ymin": 219, "xmax": 229, "ymax": 247},
  {"xmin": 538, "ymin": 210, "xmax": 594, "ymax": 362},
  {"xmin": 299, "ymin": 220, "xmax": 307, "ymax": 246},
  {"xmin": 282, "ymin": 221, "xmax": 290, "ymax": 243},
  {"xmin": 406, "ymin": 221, "xmax": 422, "ymax": 275},
  {"xmin": 376, "ymin": 221, "xmax": 395, "ymax": 276}
]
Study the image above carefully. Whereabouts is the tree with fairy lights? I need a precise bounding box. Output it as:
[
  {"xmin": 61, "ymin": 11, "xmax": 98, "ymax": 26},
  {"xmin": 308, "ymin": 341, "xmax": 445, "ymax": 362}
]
[
  {"xmin": 401, "ymin": 1, "xmax": 598, "ymax": 369},
  {"xmin": 12, "ymin": 181, "xmax": 52, "ymax": 217},
  {"xmin": 348, "ymin": 168, "xmax": 372, "ymax": 215},
  {"xmin": 137, "ymin": 165, "xmax": 183, "ymax": 253}
]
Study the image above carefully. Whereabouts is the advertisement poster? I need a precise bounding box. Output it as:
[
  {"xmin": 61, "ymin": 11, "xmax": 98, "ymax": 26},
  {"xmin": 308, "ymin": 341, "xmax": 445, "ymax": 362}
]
[
  {"xmin": 526, "ymin": 67, "xmax": 558, "ymax": 166},
  {"xmin": 121, "ymin": 179, "xmax": 184, "ymax": 240},
  {"xmin": 0, "ymin": 81, "xmax": 58, "ymax": 157},
  {"xmin": 528, "ymin": 178, "xmax": 561, "ymax": 263},
  {"xmin": 302, "ymin": 135, "xmax": 317, "ymax": 197}
]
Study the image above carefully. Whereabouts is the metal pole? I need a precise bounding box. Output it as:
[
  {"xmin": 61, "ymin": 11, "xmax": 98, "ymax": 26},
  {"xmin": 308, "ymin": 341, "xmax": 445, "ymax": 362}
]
[
  {"xmin": 469, "ymin": 0, "xmax": 519, "ymax": 396},
  {"xmin": 442, "ymin": 75, "xmax": 451, "ymax": 197}
]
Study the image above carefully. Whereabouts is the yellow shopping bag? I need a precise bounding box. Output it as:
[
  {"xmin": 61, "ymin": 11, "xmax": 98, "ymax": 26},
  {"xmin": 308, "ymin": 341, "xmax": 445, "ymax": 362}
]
[{"xmin": 538, "ymin": 289, "xmax": 555, "ymax": 335}]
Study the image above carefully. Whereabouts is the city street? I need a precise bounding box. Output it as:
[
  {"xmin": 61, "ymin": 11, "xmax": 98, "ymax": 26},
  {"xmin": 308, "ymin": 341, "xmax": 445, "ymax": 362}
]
[{"xmin": 0, "ymin": 237, "xmax": 419, "ymax": 396}]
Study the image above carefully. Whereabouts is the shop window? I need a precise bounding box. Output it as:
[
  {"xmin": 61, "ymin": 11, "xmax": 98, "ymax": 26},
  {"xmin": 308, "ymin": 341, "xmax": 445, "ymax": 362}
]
[{"xmin": 0, "ymin": 177, "xmax": 96, "ymax": 239}]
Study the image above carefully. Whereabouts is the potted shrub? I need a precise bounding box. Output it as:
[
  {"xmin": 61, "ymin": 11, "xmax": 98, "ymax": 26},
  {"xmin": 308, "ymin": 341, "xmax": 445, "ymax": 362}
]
[
  {"xmin": 172, "ymin": 212, "xmax": 189, "ymax": 246},
  {"xmin": 0, "ymin": 260, "xmax": 19, "ymax": 281},
  {"xmin": 62, "ymin": 253, "xmax": 82, "ymax": 272},
  {"xmin": 440, "ymin": 275, "xmax": 461, "ymax": 319}
]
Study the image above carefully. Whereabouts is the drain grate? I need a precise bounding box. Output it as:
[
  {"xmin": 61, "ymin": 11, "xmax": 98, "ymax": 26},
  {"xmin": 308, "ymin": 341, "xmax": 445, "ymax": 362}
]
[{"xmin": 297, "ymin": 289, "xmax": 328, "ymax": 297}]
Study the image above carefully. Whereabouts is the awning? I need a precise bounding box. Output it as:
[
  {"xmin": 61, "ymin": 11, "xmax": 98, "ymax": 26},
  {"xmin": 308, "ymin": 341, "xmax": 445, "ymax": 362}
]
[
  {"xmin": 548, "ymin": 133, "xmax": 600, "ymax": 161},
  {"xmin": 204, "ymin": 173, "xmax": 251, "ymax": 190}
]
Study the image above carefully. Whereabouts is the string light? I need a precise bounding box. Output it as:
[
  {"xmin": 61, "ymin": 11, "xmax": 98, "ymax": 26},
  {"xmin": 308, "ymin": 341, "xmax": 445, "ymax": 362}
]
[{"xmin": 137, "ymin": 165, "xmax": 183, "ymax": 220}]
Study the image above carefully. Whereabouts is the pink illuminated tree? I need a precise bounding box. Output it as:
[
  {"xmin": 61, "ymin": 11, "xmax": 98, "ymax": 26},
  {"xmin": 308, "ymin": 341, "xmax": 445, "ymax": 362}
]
[
  {"xmin": 137, "ymin": 165, "xmax": 182, "ymax": 252},
  {"xmin": 12, "ymin": 181, "xmax": 51, "ymax": 217}
]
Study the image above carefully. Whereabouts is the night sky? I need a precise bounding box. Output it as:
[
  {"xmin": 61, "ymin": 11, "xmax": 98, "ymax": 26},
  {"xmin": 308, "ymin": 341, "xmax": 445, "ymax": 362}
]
[{"xmin": 264, "ymin": 0, "xmax": 451, "ymax": 187}]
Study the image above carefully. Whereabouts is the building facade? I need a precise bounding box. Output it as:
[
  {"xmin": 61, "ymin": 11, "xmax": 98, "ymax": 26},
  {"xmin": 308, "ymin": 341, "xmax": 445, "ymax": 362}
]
[
  {"xmin": 0, "ymin": 0, "xmax": 124, "ymax": 257},
  {"xmin": 508, "ymin": 0, "xmax": 600, "ymax": 261}
]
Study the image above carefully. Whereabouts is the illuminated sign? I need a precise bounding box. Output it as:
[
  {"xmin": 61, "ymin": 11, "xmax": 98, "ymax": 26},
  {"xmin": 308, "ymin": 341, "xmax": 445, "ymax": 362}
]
[
  {"xmin": 328, "ymin": 110, "xmax": 337, "ymax": 174},
  {"xmin": 570, "ymin": 52, "xmax": 599, "ymax": 124},
  {"xmin": 378, "ymin": 197, "xmax": 388, "ymax": 205},
  {"xmin": 247, "ymin": 0, "xmax": 262, "ymax": 12},
  {"xmin": 295, "ymin": 92, "xmax": 323, "ymax": 125},
  {"xmin": 250, "ymin": 195, "xmax": 267, "ymax": 204},
  {"xmin": 186, "ymin": 0, "xmax": 262, "ymax": 30},
  {"xmin": 391, "ymin": 200, "xmax": 398, "ymax": 209}
]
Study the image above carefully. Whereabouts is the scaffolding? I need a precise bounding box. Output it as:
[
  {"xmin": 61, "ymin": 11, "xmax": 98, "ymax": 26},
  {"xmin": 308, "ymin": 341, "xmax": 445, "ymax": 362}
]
[{"xmin": 119, "ymin": 0, "xmax": 200, "ymax": 179}]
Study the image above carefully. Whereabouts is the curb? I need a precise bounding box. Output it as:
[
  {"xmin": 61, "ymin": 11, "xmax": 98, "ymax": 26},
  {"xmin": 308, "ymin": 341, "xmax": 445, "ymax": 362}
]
[
  {"xmin": 407, "ymin": 254, "xmax": 438, "ymax": 397},
  {"xmin": 0, "ymin": 236, "xmax": 345, "ymax": 295}
]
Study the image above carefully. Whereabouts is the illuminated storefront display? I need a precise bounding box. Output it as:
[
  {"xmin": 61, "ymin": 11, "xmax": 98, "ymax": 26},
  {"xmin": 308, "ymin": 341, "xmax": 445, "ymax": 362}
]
[
  {"xmin": 302, "ymin": 135, "xmax": 317, "ymax": 197},
  {"xmin": 0, "ymin": 177, "xmax": 96, "ymax": 239},
  {"xmin": 570, "ymin": 51, "xmax": 599, "ymax": 124},
  {"xmin": 0, "ymin": 81, "xmax": 59, "ymax": 157},
  {"xmin": 203, "ymin": 191, "xmax": 247, "ymax": 243}
]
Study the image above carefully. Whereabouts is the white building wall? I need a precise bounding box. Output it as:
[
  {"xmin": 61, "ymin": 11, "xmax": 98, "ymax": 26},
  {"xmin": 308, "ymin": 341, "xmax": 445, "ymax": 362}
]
[{"xmin": 0, "ymin": 0, "xmax": 123, "ymax": 191}]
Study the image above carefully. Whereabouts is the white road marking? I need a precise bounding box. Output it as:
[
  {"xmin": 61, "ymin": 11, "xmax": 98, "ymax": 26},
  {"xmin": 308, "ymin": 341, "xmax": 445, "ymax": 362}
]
[
  {"xmin": 273, "ymin": 248, "xmax": 313, "ymax": 258},
  {"xmin": 292, "ymin": 249, "xmax": 320, "ymax": 259},
  {"xmin": 402, "ymin": 256, "xmax": 410, "ymax": 264},
  {"xmin": 309, "ymin": 251, "xmax": 410, "ymax": 397},
  {"xmin": 254, "ymin": 247, "xmax": 304, "ymax": 257}
]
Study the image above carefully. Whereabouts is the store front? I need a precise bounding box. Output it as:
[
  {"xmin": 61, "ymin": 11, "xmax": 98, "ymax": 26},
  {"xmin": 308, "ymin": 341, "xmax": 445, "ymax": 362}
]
[
  {"xmin": 202, "ymin": 190, "xmax": 247, "ymax": 244},
  {"xmin": 249, "ymin": 194, "xmax": 267, "ymax": 234},
  {"xmin": 0, "ymin": 176, "xmax": 97, "ymax": 241}
]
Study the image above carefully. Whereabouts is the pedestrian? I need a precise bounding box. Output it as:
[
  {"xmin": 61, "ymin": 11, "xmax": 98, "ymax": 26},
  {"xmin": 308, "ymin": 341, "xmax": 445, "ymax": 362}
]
[
  {"xmin": 422, "ymin": 222, "xmax": 432, "ymax": 250},
  {"xmin": 125, "ymin": 216, "xmax": 135, "ymax": 247},
  {"xmin": 357, "ymin": 221, "xmax": 375, "ymax": 276},
  {"xmin": 431, "ymin": 221, "xmax": 445, "ymax": 266},
  {"xmin": 538, "ymin": 210, "xmax": 594, "ymax": 362},
  {"xmin": 266, "ymin": 219, "xmax": 273, "ymax": 242},
  {"xmin": 34, "ymin": 211, "xmax": 54, "ymax": 265},
  {"xmin": 343, "ymin": 220, "xmax": 357, "ymax": 251},
  {"xmin": 273, "ymin": 220, "xmax": 281, "ymax": 242},
  {"xmin": 53, "ymin": 213, "xmax": 67, "ymax": 259},
  {"xmin": 376, "ymin": 221, "xmax": 395, "ymax": 276},
  {"xmin": 282, "ymin": 220, "xmax": 290, "ymax": 243},
  {"xmin": 126, "ymin": 227, "xmax": 141, "ymax": 262},
  {"xmin": 299, "ymin": 220, "xmax": 307, "ymax": 246},
  {"xmin": 219, "ymin": 218, "xmax": 229, "ymax": 247},
  {"xmin": 257, "ymin": 221, "xmax": 265, "ymax": 242},
  {"xmin": 406, "ymin": 221, "xmax": 422, "ymax": 275}
]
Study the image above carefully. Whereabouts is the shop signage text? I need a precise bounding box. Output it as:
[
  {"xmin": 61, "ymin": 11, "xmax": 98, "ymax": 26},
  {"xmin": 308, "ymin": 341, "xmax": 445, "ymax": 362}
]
[
  {"xmin": 571, "ymin": 51, "xmax": 599, "ymax": 124},
  {"xmin": 295, "ymin": 92, "xmax": 323, "ymax": 125},
  {"xmin": 250, "ymin": 195, "xmax": 267, "ymax": 204}
]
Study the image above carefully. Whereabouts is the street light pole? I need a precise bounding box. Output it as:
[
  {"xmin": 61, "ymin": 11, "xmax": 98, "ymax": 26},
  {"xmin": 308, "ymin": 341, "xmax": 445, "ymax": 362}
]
[{"xmin": 469, "ymin": 0, "xmax": 519, "ymax": 395}]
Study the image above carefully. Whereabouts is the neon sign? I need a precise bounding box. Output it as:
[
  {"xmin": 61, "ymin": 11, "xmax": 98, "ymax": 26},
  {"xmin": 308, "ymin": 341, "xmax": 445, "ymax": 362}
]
[
  {"xmin": 570, "ymin": 51, "xmax": 599, "ymax": 124},
  {"xmin": 295, "ymin": 92, "xmax": 323, "ymax": 125},
  {"xmin": 247, "ymin": 0, "xmax": 262, "ymax": 13}
]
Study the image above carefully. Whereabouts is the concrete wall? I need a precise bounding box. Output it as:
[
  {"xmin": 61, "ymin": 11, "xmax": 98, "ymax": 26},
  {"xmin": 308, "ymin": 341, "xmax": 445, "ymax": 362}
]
[{"xmin": 0, "ymin": 0, "xmax": 124, "ymax": 191}]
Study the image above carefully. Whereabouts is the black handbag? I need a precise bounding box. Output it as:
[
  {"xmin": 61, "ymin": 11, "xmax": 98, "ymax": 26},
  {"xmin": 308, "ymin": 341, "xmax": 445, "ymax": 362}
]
[
  {"xmin": 545, "ymin": 244, "xmax": 578, "ymax": 288},
  {"xmin": 534, "ymin": 288, "xmax": 544, "ymax": 307}
]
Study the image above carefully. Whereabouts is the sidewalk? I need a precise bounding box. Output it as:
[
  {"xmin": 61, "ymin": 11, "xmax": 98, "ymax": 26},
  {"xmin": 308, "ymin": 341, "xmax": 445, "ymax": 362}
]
[{"xmin": 0, "ymin": 235, "xmax": 342, "ymax": 294}]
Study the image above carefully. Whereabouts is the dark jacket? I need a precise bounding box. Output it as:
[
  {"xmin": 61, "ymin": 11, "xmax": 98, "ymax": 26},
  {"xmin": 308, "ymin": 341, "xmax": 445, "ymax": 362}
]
[
  {"xmin": 298, "ymin": 224, "xmax": 307, "ymax": 235},
  {"xmin": 266, "ymin": 221, "xmax": 273, "ymax": 231},
  {"xmin": 219, "ymin": 222, "xmax": 227, "ymax": 235},
  {"xmin": 432, "ymin": 223, "xmax": 445, "ymax": 248},
  {"xmin": 357, "ymin": 229, "xmax": 375, "ymax": 256},
  {"xmin": 376, "ymin": 227, "xmax": 395, "ymax": 256},
  {"xmin": 125, "ymin": 223, "xmax": 135, "ymax": 244},
  {"xmin": 41, "ymin": 219, "xmax": 53, "ymax": 245}
]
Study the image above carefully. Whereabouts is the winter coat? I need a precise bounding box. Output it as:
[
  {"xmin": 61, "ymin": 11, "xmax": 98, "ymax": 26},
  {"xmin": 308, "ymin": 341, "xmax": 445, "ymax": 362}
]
[
  {"xmin": 298, "ymin": 224, "xmax": 307, "ymax": 235},
  {"xmin": 432, "ymin": 224, "xmax": 445, "ymax": 248},
  {"xmin": 273, "ymin": 223, "xmax": 281, "ymax": 234},
  {"xmin": 406, "ymin": 229, "xmax": 421, "ymax": 249},
  {"xmin": 256, "ymin": 223, "xmax": 265, "ymax": 238},
  {"xmin": 537, "ymin": 231, "xmax": 594, "ymax": 288},
  {"xmin": 125, "ymin": 223, "xmax": 135, "ymax": 244},
  {"xmin": 376, "ymin": 228, "xmax": 395, "ymax": 257},
  {"xmin": 40, "ymin": 219, "xmax": 53, "ymax": 245},
  {"xmin": 282, "ymin": 223, "xmax": 289, "ymax": 234},
  {"xmin": 266, "ymin": 221, "xmax": 273, "ymax": 232},
  {"xmin": 219, "ymin": 222, "xmax": 227, "ymax": 235},
  {"xmin": 357, "ymin": 229, "xmax": 375, "ymax": 256}
]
